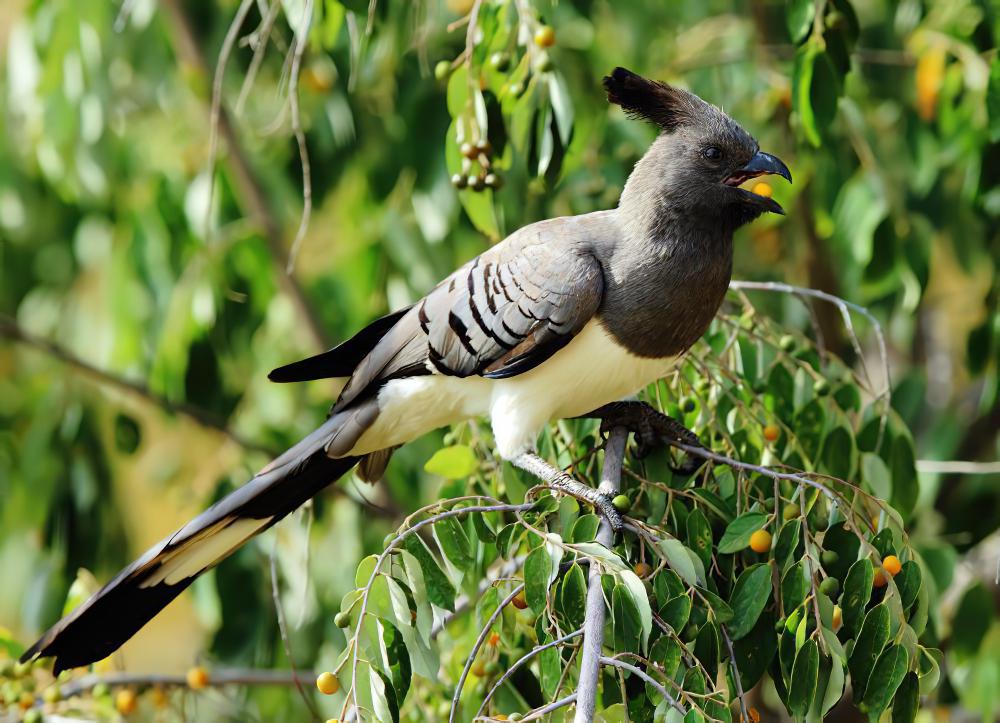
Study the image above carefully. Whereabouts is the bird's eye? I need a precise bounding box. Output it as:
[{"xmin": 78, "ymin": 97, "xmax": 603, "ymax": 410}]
[{"xmin": 702, "ymin": 147, "xmax": 723, "ymax": 161}]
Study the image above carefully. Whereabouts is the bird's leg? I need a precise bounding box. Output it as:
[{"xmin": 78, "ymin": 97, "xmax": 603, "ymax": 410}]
[
  {"xmin": 511, "ymin": 452, "xmax": 623, "ymax": 532},
  {"xmin": 582, "ymin": 401, "xmax": 708, "ymax": 475}
]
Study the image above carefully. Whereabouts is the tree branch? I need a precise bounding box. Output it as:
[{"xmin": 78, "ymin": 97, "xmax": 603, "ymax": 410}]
[
  {"xmin": 574, "ymin": 426, "xmax": 627, "ymax": 723},
  {"xmin": 58, "ymin": 668, "xmax": 315, "ymax": 698},
  {"xmin": 159, "ymin": 0, "xmax": 330, "ymax": 350},
  {"xmin": 599, "ymin": 656, "xmax": 684, "ymax": 714}
]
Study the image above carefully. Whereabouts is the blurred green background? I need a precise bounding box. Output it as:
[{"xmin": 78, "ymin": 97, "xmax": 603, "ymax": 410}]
[{"xmin": 0, "ymin": 0, "xmax": 997, "ymax": 719}]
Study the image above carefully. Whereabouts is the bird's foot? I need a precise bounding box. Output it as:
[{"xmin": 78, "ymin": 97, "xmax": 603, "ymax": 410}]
[
  {"xmin": 548, "ymin": 473, "xmax": 623, "ymax": 532},
  {"xmin": 587, "ymin": 401, "xmax": 708, "ymax": 475}
]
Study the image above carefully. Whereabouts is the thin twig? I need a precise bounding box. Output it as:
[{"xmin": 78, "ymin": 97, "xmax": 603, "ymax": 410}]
[
  {"xmin": 917, "ymin": 460, "xmax": 1000, "ymax": 475},
  {"xmin": 270, "ymin": 538, "xmax": 320, "ymax": 719},
  {"xmin": 522, "ymin": 693, "xmax": 578, "ymax": 721},
  {"xmin": 599, "ymin": 656, "xmax": 685, "ymax": 714},
  {"xmin": 720, "ymin": 625, "xmax": 748, "ymax": 722},
  {"xmin": 235, "ymin": 0, "xmax": 282, "ymax": 115},
  {"xmin": 574, "ymin": 427, "xmax": 627, "ymax": 723},
  {"xmin": 285, "ymin": 0, "xmax": 314, "ymax": 274},
  {"xmin": 450, "ymin": 584, "xmax": 526, "ymax": 723}
]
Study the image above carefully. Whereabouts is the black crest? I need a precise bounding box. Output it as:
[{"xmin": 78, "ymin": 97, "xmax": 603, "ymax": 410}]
[{"xmin": 603, "ymin": 67, "xmax": 702, "ymax": 132}]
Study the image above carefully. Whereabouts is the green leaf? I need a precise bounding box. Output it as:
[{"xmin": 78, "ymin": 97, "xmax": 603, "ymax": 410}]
[
  {"xmin": 569, "ymin": 513, "xmax": 600, "ymax": 542},
  {"xmin": 841, "ymin": 558, "xmax": 874, "ymax": 637},
  {"xmin": 774, "ymin": 518, "xmax": 802, "ymax": 572},
  {"xmin": 402, "ymin": 534, "xmax": 456, "ymax": 611},
  {"xmin": 891, "ymin": 671, "xmax": 919, "ymax": 723},
  {"xmin": 617, "ymin": 569, "xmax": 652, "ymax": 651},
  {"xmin": 423, "ymin": 445, "xmax": 478, "ymax": 478},
  {"xmin": 718, "ymin": 512, "xmax": 768, "ymax": 554},
  {"xmin": 793, "ymin": 40, "xmax": 840, "ymax": 147},
  {"xmin": 786, "ymin": 0, "xmax": 815, "ymax": 43},
  {"xmin": 695, "ymin": 587, "xmax": 735, "ymax": 624},
  {"xmin": 650, "ymin": 635, "xmax": 683, "ymax": 679},
  {"xmin": 658, "ymin": 536, "xmax": 701, "ymax": 586},
  {"xmin": 951, "ymin": 583, "xmax": 992, "ymax": 658},
  {"xmin": 434, "ymin": 516, "xmax": 474, "ymax": 571},
  {"xmin": 889, "ymin": 434, "xmax": 918, "ymax": 520},
  {"xmin": 731, "ymin": 611, "xmax": 778, "ymax": 690},
  {"xmin": 612, "ymin": 583, "xmax": 642, "ymax": 653},
  {"xmin": 497, "ymin": 522, "xmax": 525, "ymax": 559},
  {"xmin": 539, "ymin": 635, "xmax": 562, "ymax": 700},
  {"xmin": 895, "ymin": 560, "xmax": 921, "ymax": 611},
  {"xmin": 820, "ymin": 425, "xmax": 855, "ymax": 481},
  {"xmin": 788, "ymin": 639, "xmax": 820, "ymax": 717},
  {"xmin": 861, "ymin": 452, "xmax": 891, "ymax": 500},
  {"xmin": 660, "ymin": 594, "xmax": 692, "ymax": 633},
  {"xmin": 524, "ymin": 545, "xmax": 552, "ymax": 613},
  {"xmin": 781, "ymin": 560, "xmax": 809, "ymax": 613},
  {"xmin": 859, "ymin": 644, "xmax": 908, "ymax": 717},
  {"xmin": 728, "ymin": 562, "xmax": 773, "ymax": 639},
  {"xmin": 810, "ymin": 654, "xmax": 845, "ymax": 720},
  {"xmin": 559, "ymin": 563, "xmax": 588, "ymax": 629},
  {"xmin": 685, "ymin": 507, "xmax": 713, "ymax": 570},
  {"xmin": 849, "ymin": 604, "xmax": 890, "ymax": 699}
]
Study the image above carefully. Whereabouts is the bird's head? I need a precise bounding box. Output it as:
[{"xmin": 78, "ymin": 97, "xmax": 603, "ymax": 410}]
[{"xmin": 605, "ymin": 67, "xmax": 791, "ymax": 229}]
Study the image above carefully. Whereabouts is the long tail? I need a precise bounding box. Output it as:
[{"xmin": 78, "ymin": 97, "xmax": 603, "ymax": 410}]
[{"xmin": 21, "ymin": 414, "xmax": 363, "ymax": 673}]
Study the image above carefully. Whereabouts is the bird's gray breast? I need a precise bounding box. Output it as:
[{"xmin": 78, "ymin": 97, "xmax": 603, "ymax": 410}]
[{"xmin": 596, "ymin": 226, "xmax": 734, "ymax": 359}]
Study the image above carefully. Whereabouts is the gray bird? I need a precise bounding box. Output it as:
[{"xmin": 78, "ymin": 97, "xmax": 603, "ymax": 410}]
[{"xmin": 21, "ymin": 67, "xmax": 790, "ymax": 673}]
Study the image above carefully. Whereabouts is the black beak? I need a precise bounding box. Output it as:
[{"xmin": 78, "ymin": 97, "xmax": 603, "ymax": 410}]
[
  {"xmin": 741, "ymin": 151, "xmax": 792, "ymax": 184},
  {"xmin": 723, "ymin": 150, "xmax": 792, "ymax": 215}
]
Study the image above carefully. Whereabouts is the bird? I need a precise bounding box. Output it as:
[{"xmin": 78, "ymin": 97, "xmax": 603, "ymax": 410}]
[{"xmin": 22, "ymin": 67, "xmax": 790, "ymax": 673}]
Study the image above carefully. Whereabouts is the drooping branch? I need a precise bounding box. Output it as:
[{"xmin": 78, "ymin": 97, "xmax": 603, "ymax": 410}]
[{"xmin": 574, "ymin": 426, "xmax": 627, "ymax": 723}]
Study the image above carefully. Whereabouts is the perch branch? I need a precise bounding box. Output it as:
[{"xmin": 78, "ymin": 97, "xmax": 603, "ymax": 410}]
[
  {"xmin": 57, "ymin": 668, "xmax": 316, "ymax": 698},
  {"xmin": 574, "ymin": 426, "xmax": 627, "ymax": 723},
  {"xmin": 599, "ymin": 656, "xmax": 685, "ymax": 714}
]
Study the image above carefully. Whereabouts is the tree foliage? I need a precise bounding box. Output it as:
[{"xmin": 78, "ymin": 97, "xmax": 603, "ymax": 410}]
[{"xmin": 0, "ymin": 0, "xmax": 997, "ymax": 720}]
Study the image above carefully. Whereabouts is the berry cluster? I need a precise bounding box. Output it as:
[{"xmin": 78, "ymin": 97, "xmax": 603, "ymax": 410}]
[{"xmin": 451, "ymin": 138, "xmax": 503, "ymax": 192}]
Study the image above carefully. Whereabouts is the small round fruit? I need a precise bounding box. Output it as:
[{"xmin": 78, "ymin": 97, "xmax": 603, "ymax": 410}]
[
  {"xmin": 612, "ymin": 494, "xmax": 631, "ymax": 513},
  {"xmin": 488, "ymin": 632, "xmax": 500, "ymax": 646},
  {"xmin": 633, "ymin": 562, "xmax": 653, "ymax": 578},
  {"xmin": 92, "ymin": 683, "xmax": 111, "ymax": 699},
  {"xmin": 475, "ymin": 139, "xmax": 493, "ymax": 156},
  {"xmin": 778, "ymin": 334, "xmax": 796, "ymax": 351},
  {"xmin": 508, "ymin": 714, "xmax": 523, "ymax": 722},
  {"xmin": 451, "ymin": 173, "xmax": 468, "ymax": 190},
  {"xmin": 763, "ymin": 424, "xmax": 780, "ymax": 442},
  {"xmin": 115, "ymin": 689, "xmax": 138, "ymax": 715},
  {"xmin": 42, "ymin": 685, "xmax": 61, "ymax": 703},
  {"xmin": 783, "ymin": 504, "xmax": 800, "ymax": 521},
  {"xmin": 489, "ymin": 52, "xmax": 510, "ymax": 71},
  {"xmin": 748, "ymin": 707, "xmax": 761, "ymax": 723},
  {"xmin": 151, "ymin": 686, "xmax": 168, "ymax": 708},
  {"xmin": 820, "ymin": 550, "xmax": 839, "ymax": 567},
  {"xmin": 832, "ymin": 605, "xmax": 843, "ymax": 631},
  {"xmin": 533, "ymin": 25, "xmax": 556, "ymax": 48},
  {"xmin": 471, "ymin": 660, "xmax": 487, "ymax": 677},
  {"xmin": 316, "ymin": 672, "xmax": 341, "ymax": 695},
  {"xmin": 511, "ymin": 590, "xmax": 528, "ymax": 610},
  {"xmin": 460, "ymin": 142, "xmax": 476, "ymax": 159},
  {"xmin": 873, "ymin": 568, "xmax": 888, "ymax": 588},
  {"xmin": 749, "ymin": 529, "xmax": 772, "ymax": 553},
  {"xmin": 819, "ymin": 577, "xmax": 840, "ymax": 598},
  {"xmin": 18, "ymin": 691, "xmax": 33, "ymax": 710},
  {"xmin": 13, "ymin": 662, "xmax": 31, "ymax": 678},
  {"xmin": 186, "ymin": 666, "xmax": 209, "ymax": 690},
  {"xmin": 484, "ymin": 173, "xmax": 503, "ymax": 190},
  {"xmin": 495, "ymin": 715, "xmax": 509, "ymax": 721},
  {"xmin": 751, "ymin": 182, "xmax": 772, "ymax": 198},
  {"xmin": 334, "ymin": 611, "xmax": 351, "ymax": 628},
  {"xmin": 434, "ymin": 60, "xmax": 452, "ymax": 81},
  {"xmin": 882, "ymin": 555, "xmax": 902, "ymax": 577}
]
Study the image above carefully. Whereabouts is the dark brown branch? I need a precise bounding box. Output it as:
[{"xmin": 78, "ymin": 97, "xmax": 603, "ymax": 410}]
[{"xmin": 159, "ymin": 0, "xmax": 330, "ymax": 350}]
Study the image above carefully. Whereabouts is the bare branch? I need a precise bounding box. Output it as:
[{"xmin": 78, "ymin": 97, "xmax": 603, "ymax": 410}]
[
  {"xmin": 58, "ymin": 668, "xmax": 316, "ymax": 698},
  {"xmin": 720, "ymin": 625, "xmax": 748, "ymax": 722},
  {"xmin": 521, "ymin": 693, "xmax": 578, "ymax": 720},
  {"xmin": 599, "ymin": 656, "xmax": 685, "ymax": 714},
  {"xmin": 575, "ymin": 426, "xmax": 627, "ymax": 723},
  {"xmin": 285, "ymin": 0, "xmax": 315, "ymax": 274}
]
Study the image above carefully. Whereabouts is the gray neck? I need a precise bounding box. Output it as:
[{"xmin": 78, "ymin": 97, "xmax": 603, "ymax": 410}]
[{"xmin": 596, "ymin": 138, "xmax": 734, "ymax": 358}]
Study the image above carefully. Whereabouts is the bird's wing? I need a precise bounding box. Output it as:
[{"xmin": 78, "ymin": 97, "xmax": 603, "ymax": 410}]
[{"xmin": 334, "ymin": 227, "xmax": 605, "ymax": 409}]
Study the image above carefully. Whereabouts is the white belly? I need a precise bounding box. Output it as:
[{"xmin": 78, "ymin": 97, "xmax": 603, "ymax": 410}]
[{"xmin": 348, "ymin": 320, "xmax": 675, "ymax": 459}]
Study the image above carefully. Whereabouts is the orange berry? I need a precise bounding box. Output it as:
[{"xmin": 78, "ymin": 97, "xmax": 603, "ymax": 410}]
[
  {"xmin": 748, "ymin": 707, "xmax": 761, "ymax": 723},
  {"xmin": 749, "ymin": 529, "xmax": 772, "ymax": 554},
  {"xmin": 115, "ymin": 689, "xmax": 138, "ymax": 715},
  {"xmin": 534, "ymin": 26, "xmax": 556, "ymax": 48},
  {"xmin": 488, "ymin": 632, "xmax": 500, "ymax": 646},
  {"xmin": 150, "ymin": 686, "xmax": 169, "ymax": 708},
  {"xmin": 915, "ymin": 47, "xmax": 946, "ymax": 121},
  {"xmin": 633, "ymin": 562, "xmax": 653, "ymax": 578},
  {"xmin": 316, "ymin": 672, "xmax": 340, "ymax": 695},
  {"xmin": 751, "ymin": 182, "xmax": 773, "ymax": 198},
  {"xmin": 832, "ymin": 605, "xmax": 843, "ymax": 631},
  {"xmin": 882, "ymin": 555, "xmax": 902, "ymax": 577},
  {"xmin": 873, "ymin": 568, "xmax": 887, "ymax": 588},
  {"xmin": 19, "ymin": 692, "xmax": 34, "ymax": 710},
  {"xmin": 511, "ymin": 590, "xmax": 528, "ymax": 610},
  {"xmin": 186, "ymin": 666, "xmax": 209, "ymax": 690},
  {"xmin": 763, "ymin": 424, "xmax": 780, "ymax": 442}
]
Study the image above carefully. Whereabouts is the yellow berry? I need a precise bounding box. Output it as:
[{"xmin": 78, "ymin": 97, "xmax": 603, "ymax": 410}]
[
  {"xmin": 763, "ymin": 424, "xmax": 780, "ymax": 442},
  {"xmin": 150, "ymin": 686, "xmax": 168, "ymax": 708},
  {"xmin": 633, "ymin": 562, "xmax": 653, "ymax": 578},
  {"xmin": 316, "ymin": 672, "xmax": 340, "ymax": 695},
  {"xmin": 186, "ymin": 666, "xmax": 209, "ymax": 690},
  {"xmin": 882, "ymin": 555, "xmax": 902, "ymax": 577},
  {"xmin": 749, "ymin": 529, "xmax": 772, "ymax": 554},
  {"xmin": 115, "ymin": 689, "xmax": 138, "ymax": 715},
  {"xmin": 832, "ymin": 605, "xmax": 843, "ymax": 631},
  {"xmin": 751, "ymin": 182, "xmax": 773, "ymax": 198},
  {"xmin": 534, "ymin": 26, "xmax": 556, "ymax": 48}
]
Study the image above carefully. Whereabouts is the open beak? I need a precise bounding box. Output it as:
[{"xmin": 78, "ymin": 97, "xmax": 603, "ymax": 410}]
[{"xmin": 723, "ymin": 150, "xmax": 792, "ymax": 215}]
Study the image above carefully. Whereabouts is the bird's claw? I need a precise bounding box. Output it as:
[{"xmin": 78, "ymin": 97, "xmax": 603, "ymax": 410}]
[{"xmin": 593, "ymin": 401, "xmax": 708, "ymax": 476}]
